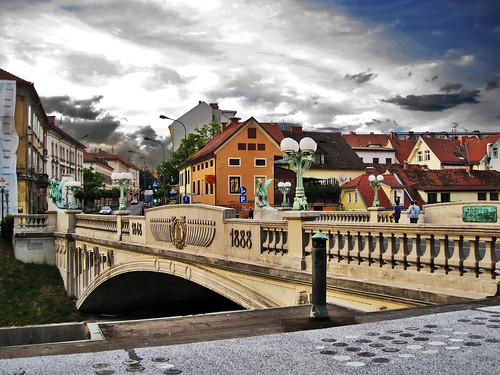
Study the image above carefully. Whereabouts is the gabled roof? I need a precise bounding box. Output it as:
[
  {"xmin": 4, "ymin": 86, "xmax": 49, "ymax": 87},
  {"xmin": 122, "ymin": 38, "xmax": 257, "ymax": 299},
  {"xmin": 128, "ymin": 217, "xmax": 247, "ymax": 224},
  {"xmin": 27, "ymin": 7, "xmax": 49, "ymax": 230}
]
[
  {"xmin": 83, "ymin": 151, "xmax": 113, "ymax": 170},
  {"xmin": 368, "ymin": 163, "xmax": 500, "ymax": 206},
  {"xmin": 341, "ymin": 173, "xmax": 394, "ymax": 209},
  {"xmin": 389, "ymin": 137, "xmax": 417, "ymax": 163},
  {"xmin": 420, "ymin": 137, "xmax": 469, "ymax": 165},
  {"xmin": 186, "ymin": 117, "xmax": 284, "ymax": 165},
  {"xmin": 465, "ymin": 134, "xmax": 500, "ymax": 163},
  {"xmin": 343, "ymin": 133, "xmax": 391, "ymax": 148},
  {"xmin": 283, "ymin": 129, "xmax": 365, "ymax": 170},
  {"xmin": 0, "ymin": 68, "xmax": 32, "ymax": 85}
]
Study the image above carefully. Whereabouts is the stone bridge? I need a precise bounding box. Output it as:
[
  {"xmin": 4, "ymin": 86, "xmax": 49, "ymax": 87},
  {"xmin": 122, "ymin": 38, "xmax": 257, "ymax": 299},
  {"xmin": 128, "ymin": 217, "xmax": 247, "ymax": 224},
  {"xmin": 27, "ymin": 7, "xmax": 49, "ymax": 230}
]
[{"xmin": 13, "ymin": 202, "xmax": 500, "ymax": 314}]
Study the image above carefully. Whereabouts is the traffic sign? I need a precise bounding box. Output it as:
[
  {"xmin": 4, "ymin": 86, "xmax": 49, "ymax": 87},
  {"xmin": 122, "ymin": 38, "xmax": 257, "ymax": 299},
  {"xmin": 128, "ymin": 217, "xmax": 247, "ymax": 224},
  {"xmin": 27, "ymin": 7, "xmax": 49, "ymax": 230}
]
[
  {"xmin": 239, "ymin": 195, "xmax": 247, "ymax": 203},
  {"xmin": 239, "ymin": 186, "xmax": 247, "ymax": 195},
  {"xmin": 183, "ymin": 195, "xmax": 190, "ymax": 203},
  {"xmin": 152, "ymin": 181, "xmax": 159, "ymax": 188}
]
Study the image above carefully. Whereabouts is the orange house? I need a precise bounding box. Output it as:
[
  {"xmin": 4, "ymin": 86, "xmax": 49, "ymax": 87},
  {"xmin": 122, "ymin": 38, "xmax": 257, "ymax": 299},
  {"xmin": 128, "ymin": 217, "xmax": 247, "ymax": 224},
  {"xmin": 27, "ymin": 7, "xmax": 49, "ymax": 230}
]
[{"xmin": 182, "ymin": 117, "xmax": 284, "ymax": 217}]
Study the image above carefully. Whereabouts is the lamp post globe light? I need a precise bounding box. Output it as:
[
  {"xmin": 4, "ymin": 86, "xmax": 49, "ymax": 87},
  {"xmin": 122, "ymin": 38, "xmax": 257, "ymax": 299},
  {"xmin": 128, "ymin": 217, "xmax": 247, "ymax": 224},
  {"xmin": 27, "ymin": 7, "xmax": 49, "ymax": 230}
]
[
  {"xmin": 277, "ymin": 181, "xmax": 292, "ymax": 207},
  {"xmin": 280, "ymin": 137, "xmax": 317, "ymax": 211},
  {"xmin": 369, "ymin": 174, "xmax": 384, "ymax": 207},
  {"xmin": 112, "ymin": 172, "xmax": 133, "ymax": 211},
  {"xmin": 159, "ymin": 115, "xmax": 188, "ymax": 203},
  {"xmin": 65, "ymin": 181, "xmax": 81, "ymax": 210},
  {"xmin": 129, "ymin": 150, "xmax": 147, "ymax": 202}
]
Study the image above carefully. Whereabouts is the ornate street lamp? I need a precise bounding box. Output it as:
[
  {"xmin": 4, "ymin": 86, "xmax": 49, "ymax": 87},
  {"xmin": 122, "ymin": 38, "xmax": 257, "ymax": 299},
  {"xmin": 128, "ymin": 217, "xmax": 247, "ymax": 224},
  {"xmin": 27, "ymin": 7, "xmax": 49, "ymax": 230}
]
[
  {"xmin": 65, "ymin": 181, "xmax": 81, "ymax": 210},
  {"xmin": 277, "ymin": 181, "xmax": 292, "ymax": 207},
  {"xmin": 280, "ymin": 137, "xmax": 317, "ymax": 211},
  {"xmin": 369, "ymin": 174, "xmax": 384, "ymax": 207},
  {"xmin": 112, "ymin": 172, "xmax": 133, "ymax": 211}
]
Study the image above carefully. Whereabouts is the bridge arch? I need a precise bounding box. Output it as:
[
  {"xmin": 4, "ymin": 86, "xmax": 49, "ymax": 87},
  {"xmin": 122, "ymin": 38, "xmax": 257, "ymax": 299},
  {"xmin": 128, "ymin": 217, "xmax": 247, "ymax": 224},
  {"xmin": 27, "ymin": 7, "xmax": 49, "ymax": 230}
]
[{"xmin": 76, "ymin": 258, "xmax": 280, "ymax": 313}]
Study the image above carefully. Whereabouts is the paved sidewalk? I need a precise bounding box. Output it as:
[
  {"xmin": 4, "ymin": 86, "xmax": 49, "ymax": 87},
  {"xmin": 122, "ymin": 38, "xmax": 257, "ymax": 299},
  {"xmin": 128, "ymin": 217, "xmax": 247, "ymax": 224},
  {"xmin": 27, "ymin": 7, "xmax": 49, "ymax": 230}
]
[{"xmin": 1, "ymin": 300, "xmax": 499, "ymax": 374}]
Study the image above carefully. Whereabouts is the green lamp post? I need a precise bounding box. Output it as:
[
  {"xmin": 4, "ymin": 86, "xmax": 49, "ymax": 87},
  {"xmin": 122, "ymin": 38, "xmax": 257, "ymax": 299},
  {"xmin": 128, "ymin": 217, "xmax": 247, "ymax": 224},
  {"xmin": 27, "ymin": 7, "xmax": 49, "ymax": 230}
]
[
  {"xmin": 112, "ymin": 172, "xmax": 133, "ymax": 211},
  {"xmin": 280, "ymin": 137, "xmax": 317, "ymax": 211},
  {"xmin": 277, "ymin": 181, "xmax": 292, "ymax": 207},
  {"xmin": 369, "ymin": 174, "xmax": 384, "ymax": 207}
]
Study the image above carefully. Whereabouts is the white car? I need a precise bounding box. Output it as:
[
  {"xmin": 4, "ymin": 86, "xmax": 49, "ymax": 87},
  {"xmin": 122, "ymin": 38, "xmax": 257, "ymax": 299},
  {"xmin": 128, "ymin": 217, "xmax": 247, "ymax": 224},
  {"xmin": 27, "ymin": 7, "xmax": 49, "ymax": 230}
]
[
  {"xmin": 99, "ymin": 206, "xmax": 112, "ymax": 215},
  {"xmin": 131, "ymin": 199, "xmax": 138, "ymax": 205}
]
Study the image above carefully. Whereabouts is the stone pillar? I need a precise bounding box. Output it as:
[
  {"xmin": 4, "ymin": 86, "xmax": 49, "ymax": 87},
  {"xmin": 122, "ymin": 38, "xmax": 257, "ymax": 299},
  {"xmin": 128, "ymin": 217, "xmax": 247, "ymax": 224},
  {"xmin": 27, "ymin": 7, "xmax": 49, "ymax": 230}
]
[
  {"xmin": 282, "ymin": 211, "xmax": 320, "ymax": 270},
  {"xmin": 368, "ymin": 206, "xmax": 385, "ymax": 223}
]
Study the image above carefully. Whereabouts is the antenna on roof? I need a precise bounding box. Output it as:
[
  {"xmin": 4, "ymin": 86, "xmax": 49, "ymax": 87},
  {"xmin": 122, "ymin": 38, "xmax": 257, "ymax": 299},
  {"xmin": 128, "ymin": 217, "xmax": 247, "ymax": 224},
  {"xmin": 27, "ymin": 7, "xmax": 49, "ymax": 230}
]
[{"xmin": 451, "ymin": 122, "xmax": 458, "ymax": 133}]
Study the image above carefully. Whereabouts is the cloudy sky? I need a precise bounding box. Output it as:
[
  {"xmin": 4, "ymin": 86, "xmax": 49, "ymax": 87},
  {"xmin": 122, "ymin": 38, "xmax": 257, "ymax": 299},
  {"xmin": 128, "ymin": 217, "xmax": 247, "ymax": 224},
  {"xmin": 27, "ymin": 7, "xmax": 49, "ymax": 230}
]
[{"xmin": 1, "ymin": 0, "xmax": 499, "ymax": 165}]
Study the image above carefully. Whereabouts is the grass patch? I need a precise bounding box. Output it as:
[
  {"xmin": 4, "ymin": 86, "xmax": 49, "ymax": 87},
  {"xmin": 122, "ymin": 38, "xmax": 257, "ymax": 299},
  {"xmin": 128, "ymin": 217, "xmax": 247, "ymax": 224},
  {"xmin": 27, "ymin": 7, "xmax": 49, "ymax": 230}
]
[{"xmin": 0, "ymin": 239, "xmax": 87, "ymax": 327}]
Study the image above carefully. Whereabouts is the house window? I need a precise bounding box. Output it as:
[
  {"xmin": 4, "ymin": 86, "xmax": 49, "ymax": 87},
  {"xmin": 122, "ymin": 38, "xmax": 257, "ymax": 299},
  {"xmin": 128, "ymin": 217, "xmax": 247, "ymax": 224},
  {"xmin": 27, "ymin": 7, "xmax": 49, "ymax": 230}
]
[
  {"xmin": 440, "ymin": 192, "xmax": 450, "ymax": 202},
  {"xmin": 424, "ymin": 150, "xmax": 430, "ymax": 161},
  {"xmin": 238, "ymin": 143, "xmax": 246, "ymax": 150},
  {"xmin": 348, "ymin": 193, "xmax": 352, "ymax": 203},
  {"xmin": 197, "ymin": 180, "xmax": 200, "ymax": 195},
  {"xmin": 490, "ymin": 192, "xmax": 498, "ymax": 201},
  {"xmin": 493, "ymin": 148, "xmax": 498, "ymax": 158},
  {"xmin": 255, "ymin": 158, "xmax": 266, "ymax": 167},
  {"xmin": 205, "ymin": 162, "xmax": 208, "ymax": 168},
  {"xmin": 229, "ymin": 158, "xmax": 241, "ymax": 166},
  {"xmin": 373, "ymin": 158, "xmax": 379, "ymax": 164},
  {"xmin": 210, "ymin": 160, "xmax": 213, "ymax": 167},
  {"xmin": 417, "ymin": 151, "xmax": 423, "ymax": 162},
  {"xmin": 192, "ymin": 181, "xmax": 196, "ymax": 194},
  {"xmin": 354, "ymin": 192, "xmax": 358, "ymax": 203},
  {"xmin": 478, "ymin": 192, "xmax": 487, "ymax": 201},
  {"xmin": 210, "ymin": 183, "xmax": 214, "ymax": 195},
  {"xmin": 248, "ymin": 143, "xmax": 256, "ymax": 150},
  {"xmin": 428, "ymin": 193, "xmax": 438, "ymax": 204},
  {"xmin": 229, "ymin": 176, "xmax": 241, "ymax": 194},
  {"xmin": 205, "ymin": 181, "xmax": 209, "ymax": 195},
  {"xmin": 258, "ymin": 144, "xmax": 265, "ymax": 151},
  {"xmin": 315, "ymin": 152, "xmax": 325, "ymax": 165},
  {"xmin": 386, "ymin": 158, "xmax": 392, "ymax": 164},
  {"xmin": 248, "ymin": 128, "xmax": 257, "ymax": 138}
]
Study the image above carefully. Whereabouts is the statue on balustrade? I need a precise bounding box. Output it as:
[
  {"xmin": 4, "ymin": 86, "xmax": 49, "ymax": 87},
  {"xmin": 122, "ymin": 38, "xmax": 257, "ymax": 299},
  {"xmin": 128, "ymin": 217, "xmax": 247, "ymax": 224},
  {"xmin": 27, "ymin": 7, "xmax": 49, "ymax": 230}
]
[{"xmin": 254, "ymin": 178, "xmax": 278, "ymax": 220}]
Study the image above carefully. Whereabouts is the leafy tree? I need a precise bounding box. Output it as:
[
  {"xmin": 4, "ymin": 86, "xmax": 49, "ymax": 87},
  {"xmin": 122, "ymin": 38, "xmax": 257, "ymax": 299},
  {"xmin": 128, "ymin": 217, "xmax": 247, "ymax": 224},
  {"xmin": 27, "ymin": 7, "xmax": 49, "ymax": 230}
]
[{"xmin": 156, "ymin": 119, "xmax": 221, "ymax": 199}]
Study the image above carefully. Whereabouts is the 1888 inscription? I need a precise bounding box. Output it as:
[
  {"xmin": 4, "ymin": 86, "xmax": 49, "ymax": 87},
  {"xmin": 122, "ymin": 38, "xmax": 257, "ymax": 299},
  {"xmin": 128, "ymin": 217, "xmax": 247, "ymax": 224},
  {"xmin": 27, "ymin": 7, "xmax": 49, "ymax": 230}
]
[{"xmin": 462, "ymin": 206, "xmax": 497, "ymax": 223}]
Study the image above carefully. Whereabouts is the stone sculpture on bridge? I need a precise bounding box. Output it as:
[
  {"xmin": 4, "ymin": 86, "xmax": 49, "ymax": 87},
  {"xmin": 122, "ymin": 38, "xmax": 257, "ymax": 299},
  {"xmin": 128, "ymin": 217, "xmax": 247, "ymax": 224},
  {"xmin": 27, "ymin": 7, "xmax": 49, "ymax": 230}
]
[
  {"xmin": 49, "ymin": 177, "xmax": 69, "ymax": 210},
  {"xmin": 254, "ymin": 178, "xmax": 278, "ymax": 220}
]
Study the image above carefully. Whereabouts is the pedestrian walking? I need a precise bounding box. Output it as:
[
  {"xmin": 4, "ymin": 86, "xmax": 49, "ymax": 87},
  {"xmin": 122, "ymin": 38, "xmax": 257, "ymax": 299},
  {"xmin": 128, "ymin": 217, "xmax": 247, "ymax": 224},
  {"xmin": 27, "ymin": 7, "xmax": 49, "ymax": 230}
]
[
  {"xmin": 407, "ymin": 200, "xmax": 420, "ymax": 223},
  {"xmin": 390, "ymin": 199, "xmax": 401, "ymax": 223}
]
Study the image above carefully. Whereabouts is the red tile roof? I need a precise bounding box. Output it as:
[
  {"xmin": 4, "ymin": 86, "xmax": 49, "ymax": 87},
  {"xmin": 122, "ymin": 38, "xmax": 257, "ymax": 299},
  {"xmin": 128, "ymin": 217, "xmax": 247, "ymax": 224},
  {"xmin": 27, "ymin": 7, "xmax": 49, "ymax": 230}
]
[
  {"xmin": 421, "ymin": 137, "xmax": 469, "ymax": 164},
  {"xmin": 186, "ymin": 117, "xmax": 283, "ymax": 164},
  {"xmin": 389, "ymin": 137, "xmax": 417, "ymax": 163},
  {"xmin": 465, "ymin": 135, "xmax": 500, "ymax": 163},
  {"xmin": 343, "ymin": 133, "xmax": 390, "ymax": 148},
  {"xmin": 342, "ymin": 173, "xmax": 394, "ymax": 209},
  {"xmin": 89, "ymin": 150, "xmax": 138, "ymax": 170}
]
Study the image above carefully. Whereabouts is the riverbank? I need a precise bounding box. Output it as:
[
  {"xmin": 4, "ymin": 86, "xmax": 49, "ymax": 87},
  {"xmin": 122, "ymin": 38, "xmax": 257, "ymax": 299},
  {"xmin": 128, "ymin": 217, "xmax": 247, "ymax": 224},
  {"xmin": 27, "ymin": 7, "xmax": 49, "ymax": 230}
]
[{"xmin": 0, "ymin": 239, "xmax": 86, "ymax": 327}]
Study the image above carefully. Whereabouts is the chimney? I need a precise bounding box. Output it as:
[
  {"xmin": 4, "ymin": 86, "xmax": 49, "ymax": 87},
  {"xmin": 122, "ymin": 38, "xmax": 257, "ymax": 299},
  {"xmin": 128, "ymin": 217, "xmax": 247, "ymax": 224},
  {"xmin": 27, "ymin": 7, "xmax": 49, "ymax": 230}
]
[
  {"xmin": 222, "ymin": 123, "xmax": 227, "ymax": 132},
  {"xmin": 404, "ymin": 162, "xmax": 408, "ymax": 169},
  {"xmin": 459, "ymin": 136, "xmax": 466, "ymax": 146},
  {"xmin": 389, "ymin": 131, "xmax": 394, "ymax": 140},
  {"xmin": 350, "ymin": 131, "xmax": 356, "ymax": 134},
  {"xmin": 290, "ymin": 126, "xmax": 303, "ymax": 134},
  {"xmin": 209, "ymin": 103, "xmax": 219, "ymax": 109}
]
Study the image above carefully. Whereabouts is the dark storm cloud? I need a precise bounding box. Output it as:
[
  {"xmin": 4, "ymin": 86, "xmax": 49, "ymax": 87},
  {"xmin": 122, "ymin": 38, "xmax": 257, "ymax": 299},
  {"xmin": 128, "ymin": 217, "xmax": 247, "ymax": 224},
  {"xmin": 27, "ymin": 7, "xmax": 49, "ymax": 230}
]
[
  {"xmin": 41, "ymin": 95, "xmax": 104, "ymax": 120},
  {"xmin": 383, "ymin": 90, "xmax": 480, "ymax": 112},
  {"xmin": 344, "ymin": 72, "xmax": 377, "ymax": 84},
  {"xmin": 485, "ymin": 76, "xmax": 499, "ymax": 91},
  {"xmin": 440, "ymin": 83, "xmax": 462, "ymax": 93}
]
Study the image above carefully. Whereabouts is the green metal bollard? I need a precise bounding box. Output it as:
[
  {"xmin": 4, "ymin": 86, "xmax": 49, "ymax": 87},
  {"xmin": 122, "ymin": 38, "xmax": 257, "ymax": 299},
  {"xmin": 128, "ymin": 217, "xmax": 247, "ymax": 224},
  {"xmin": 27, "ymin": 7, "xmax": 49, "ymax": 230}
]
[{"xmin": 310, "ymin": 231, "xmax": 330, "ymax": 320}]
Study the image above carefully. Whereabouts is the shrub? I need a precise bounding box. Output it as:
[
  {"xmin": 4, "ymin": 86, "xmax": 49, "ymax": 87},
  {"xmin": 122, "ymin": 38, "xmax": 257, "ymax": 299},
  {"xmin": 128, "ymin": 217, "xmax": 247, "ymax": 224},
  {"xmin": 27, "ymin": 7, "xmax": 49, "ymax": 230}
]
[{"xmin": 1, "ymin": 214, "xmax": 14, "ymax": 238}]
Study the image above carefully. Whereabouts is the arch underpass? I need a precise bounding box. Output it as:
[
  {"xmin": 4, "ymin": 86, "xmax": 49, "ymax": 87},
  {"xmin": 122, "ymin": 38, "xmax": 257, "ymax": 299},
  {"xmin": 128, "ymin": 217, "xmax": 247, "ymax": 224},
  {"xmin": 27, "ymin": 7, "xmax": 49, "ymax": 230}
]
[{"xmin": 78, "ymin": 271, "xmax": 244, "ymax": 317}]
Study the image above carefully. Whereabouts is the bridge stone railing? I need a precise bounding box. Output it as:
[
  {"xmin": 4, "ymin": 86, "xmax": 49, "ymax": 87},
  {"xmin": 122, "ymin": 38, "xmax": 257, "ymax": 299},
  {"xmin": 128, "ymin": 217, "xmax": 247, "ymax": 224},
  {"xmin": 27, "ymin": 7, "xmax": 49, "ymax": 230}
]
[{"xmin": 13, "ymin": 202, "xmax": 500, "ymax": 301}]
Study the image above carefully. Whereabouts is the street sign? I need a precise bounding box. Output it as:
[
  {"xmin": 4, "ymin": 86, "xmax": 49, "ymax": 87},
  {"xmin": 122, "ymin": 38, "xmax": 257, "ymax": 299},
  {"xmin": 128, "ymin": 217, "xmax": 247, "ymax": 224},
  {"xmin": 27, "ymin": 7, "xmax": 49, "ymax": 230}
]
[
  {"xmin": 183, "ymin": 195, "xmax": 190, "ymax": 203},
  {"xmin": 152, "ymin": 181, "xmax": 159, "ymax": 188},
  {"xmin": 239, "ymin": 186, "xmax": 247, "ymax": 195},
  {"xmin": 239, "ymin": 195, "xmax": 247, "ymax": 203}
]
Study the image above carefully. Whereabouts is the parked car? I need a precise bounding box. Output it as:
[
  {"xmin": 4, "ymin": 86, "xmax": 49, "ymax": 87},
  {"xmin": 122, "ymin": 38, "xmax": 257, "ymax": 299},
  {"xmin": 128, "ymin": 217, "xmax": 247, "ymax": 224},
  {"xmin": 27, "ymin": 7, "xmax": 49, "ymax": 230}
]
[
  {"xmin": 99, "ymin": 206, "xmax": 112, "ymax": 215},
  {"xmin": 131, "ymin": 199, "xmax": 138, "ymax": 205}
]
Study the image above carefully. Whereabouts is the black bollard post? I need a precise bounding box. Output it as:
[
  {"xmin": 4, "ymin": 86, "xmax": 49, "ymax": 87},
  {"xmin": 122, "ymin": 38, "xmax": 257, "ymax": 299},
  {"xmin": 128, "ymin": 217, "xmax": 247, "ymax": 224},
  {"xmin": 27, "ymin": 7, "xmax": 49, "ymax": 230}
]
[{"xmin": 310, "ymin": 231, "xmax": 330, "ymax": 320}]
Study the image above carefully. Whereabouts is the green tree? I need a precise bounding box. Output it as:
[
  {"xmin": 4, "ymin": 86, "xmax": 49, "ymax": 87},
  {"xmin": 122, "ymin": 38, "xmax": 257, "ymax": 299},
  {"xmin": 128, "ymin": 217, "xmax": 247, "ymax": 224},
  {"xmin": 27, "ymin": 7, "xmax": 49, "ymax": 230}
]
[
  {"xmin": 75, "ymin": 167, "xmax": 105, "ymax": 210},
  {"xmin": 157, "ymin": 119, "xmax": 221, "ymax": 199}
]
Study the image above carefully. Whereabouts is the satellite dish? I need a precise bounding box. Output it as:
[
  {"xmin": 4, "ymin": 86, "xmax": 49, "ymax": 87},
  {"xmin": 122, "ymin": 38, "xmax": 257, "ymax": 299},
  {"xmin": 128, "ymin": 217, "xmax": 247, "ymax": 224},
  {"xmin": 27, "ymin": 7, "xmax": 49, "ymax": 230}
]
[{"xmin": 341, "ymin": 173, "xmax": 348, "ymax": 181}]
